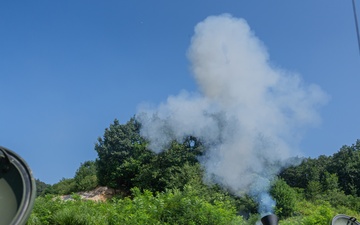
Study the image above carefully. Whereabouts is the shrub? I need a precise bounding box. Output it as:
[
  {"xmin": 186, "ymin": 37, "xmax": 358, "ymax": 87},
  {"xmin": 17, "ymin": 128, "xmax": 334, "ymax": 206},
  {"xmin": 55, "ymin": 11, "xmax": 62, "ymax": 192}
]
[
  {"xmin": 270, "ymin": 178, "xmax": 297, "ymax": 218},
  {"xmin": 301, "ymin": 202, "xmax": 333, "ymax": 225},
  {"xmin": 28, "ymin": 185, "xmax": 244, "ymax": 225}
]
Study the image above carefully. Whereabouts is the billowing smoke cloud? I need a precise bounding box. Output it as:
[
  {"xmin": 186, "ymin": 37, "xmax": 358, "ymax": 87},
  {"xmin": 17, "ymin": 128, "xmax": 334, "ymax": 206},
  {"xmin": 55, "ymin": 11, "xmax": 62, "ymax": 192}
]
[{"xmin": 137, "ymin": 14, "xmax": 328, "ymax": 215}]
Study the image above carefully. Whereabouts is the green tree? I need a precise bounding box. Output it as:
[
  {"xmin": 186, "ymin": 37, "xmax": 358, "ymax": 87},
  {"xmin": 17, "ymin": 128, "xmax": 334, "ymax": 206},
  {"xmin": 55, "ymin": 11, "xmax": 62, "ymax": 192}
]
[
  {"xmin": 305, "ymin": 180, "xmax": 322, "ymax": 201},
  {"xmin": 35, "ymin": 179, "xmax": 51, "ymax": 197},
  {"xmin": 95, "ymin": 117, "xmax": 149, "ymax": 192},
  {"xmin": 270, "ymin": 178, "xmax": 297, "ymax": 218},
  {"xmin": 95, "ymin": 118, "xmax": 205, "ymax": 194},
  {"xmin": 322, "ymin": 172, "xmax": 340, "ymax": 193},
  {"xmin": 133, "ymin": 139, "xmax": 204, "ymax": 193},
  {"xmin": 74, "ymin": 160, "xmax": 98, "ymax": 192},
  {"xmin": 280, "ymin": 156, "xmax": 331, "ymax": 190},
  {"xmin": 328, "ymin": 140, "xmax": 360, "ymax": 196}
]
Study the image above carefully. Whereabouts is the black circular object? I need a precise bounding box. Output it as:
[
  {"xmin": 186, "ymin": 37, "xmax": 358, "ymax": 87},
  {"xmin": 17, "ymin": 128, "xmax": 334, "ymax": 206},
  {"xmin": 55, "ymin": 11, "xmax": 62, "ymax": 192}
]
[
  {"xmin": 0, "ymin": 146, "xmax": 36, "ymax": 225},
  {"xmin": 332, "ymin": 214, "xmax": 360, "ymax": 225},
  {"xmin": 261, "ymin": 214, "xmax": 278, "ymax": 225}
]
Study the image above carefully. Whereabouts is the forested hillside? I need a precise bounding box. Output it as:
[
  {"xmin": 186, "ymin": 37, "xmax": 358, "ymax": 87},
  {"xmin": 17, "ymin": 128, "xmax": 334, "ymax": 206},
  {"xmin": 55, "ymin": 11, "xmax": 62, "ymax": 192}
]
[{"xmin": 30, "ymin": 118, "xmax": 360, "ymax": 224}]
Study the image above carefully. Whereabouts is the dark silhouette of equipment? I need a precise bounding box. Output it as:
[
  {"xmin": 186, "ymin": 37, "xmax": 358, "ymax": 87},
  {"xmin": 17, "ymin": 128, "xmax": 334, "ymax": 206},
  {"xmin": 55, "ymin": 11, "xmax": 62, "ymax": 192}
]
[
  {"xmin": 0, "ymin": 146, "xmax": 36, "ymax": 225},
  {"xmin": 332, "ymin": 214, "xmax": 360, "ymax": 225},
  {"xmin": 261, "ymin": 214, "xmax": 279, "ymax": 225}
]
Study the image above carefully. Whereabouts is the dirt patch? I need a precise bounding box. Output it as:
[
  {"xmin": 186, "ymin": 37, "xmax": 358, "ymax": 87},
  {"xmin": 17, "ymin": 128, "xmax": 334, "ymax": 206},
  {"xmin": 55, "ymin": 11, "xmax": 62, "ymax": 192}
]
[{"xmin": 59, "ymin": 186, "xmax": 115, "ymax": 202}]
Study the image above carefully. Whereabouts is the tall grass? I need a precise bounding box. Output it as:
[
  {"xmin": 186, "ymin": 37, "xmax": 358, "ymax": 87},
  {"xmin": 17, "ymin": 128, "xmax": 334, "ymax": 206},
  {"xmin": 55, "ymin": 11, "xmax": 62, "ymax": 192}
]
[{"xmin": 27, "ymin": 186, "xmax": 244, "ymax": 225}]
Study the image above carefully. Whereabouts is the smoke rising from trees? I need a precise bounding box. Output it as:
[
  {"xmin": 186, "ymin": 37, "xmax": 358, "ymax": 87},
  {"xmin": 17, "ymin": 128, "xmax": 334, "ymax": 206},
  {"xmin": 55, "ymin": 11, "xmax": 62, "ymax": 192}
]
[{"xmin": 137, "ymin": 14, "xmax": 328, "ymax": 214}]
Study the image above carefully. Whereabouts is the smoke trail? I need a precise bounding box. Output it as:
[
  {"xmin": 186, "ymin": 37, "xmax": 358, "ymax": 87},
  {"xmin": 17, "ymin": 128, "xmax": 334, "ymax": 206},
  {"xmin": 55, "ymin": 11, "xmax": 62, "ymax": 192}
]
[{"xmin": 137, "ymin": 14, "xmax": 328, "ymax": 215}]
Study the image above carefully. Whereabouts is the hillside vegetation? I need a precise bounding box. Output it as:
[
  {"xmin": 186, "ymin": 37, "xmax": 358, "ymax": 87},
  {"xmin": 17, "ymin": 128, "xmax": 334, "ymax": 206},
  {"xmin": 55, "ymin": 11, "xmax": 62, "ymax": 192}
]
[{"xmin": 30, "ymin": 118, "xmax": 360, "ymax": 224}]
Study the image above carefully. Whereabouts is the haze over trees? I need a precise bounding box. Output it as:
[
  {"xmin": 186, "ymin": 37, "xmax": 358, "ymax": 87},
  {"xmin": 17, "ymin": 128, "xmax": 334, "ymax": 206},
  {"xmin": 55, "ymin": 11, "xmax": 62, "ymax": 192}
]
[{"xmin": 31, "ymin": 118, "xmax": 360, "ymax": 224}]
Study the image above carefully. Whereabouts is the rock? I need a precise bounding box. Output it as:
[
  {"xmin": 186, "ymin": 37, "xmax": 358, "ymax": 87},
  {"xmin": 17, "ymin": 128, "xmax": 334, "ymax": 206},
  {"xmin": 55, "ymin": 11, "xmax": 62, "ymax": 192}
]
[{"xmin": 59, "ymin": 186, "xmax": 115, "ymax": 202}]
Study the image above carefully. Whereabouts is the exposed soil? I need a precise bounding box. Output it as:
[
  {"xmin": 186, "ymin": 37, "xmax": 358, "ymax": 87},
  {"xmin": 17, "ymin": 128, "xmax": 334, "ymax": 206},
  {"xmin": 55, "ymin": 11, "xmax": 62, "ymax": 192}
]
[{"xmin": 59, "ymin": 186, "xmax": 115, "ymax": 202}]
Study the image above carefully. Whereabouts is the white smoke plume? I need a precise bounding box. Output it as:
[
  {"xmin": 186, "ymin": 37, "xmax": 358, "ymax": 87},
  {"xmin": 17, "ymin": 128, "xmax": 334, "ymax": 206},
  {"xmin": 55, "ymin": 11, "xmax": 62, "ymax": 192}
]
[{"xmin": 137, "ymin": 14, "xmax": 328, "ymax": 215}]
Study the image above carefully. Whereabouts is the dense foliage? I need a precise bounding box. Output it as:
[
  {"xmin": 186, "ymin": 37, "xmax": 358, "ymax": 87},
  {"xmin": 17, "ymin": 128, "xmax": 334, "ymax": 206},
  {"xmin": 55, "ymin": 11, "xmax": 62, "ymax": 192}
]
[
  {"xmin": 35, "ymin": 179, "xmax": 51, "ymax": 197},
  {"xmin": 28, "ymin": 186, "xmax": 243, "ymax": 225},
  {"xmin": 31, "ymin": 118, "xmax": 360, "ymax": 224},
  {"xmin": 74, "ymin": 160, "xmax": 98, "ymax": 192},
  {"xmin": 38, "ymin": 160, "xmax": 98, "ymax": 196},
  {"xmin": 280, "ymin": 140, "xmax": 360, "ymax": 212},
  {"xmin": 95, "ymin": 118, "xmax": 204, "ymax": 195}
]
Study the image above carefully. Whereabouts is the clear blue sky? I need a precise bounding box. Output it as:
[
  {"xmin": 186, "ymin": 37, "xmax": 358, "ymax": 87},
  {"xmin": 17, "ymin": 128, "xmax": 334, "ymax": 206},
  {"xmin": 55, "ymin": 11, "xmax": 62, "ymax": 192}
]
[{"xmin": 0, "ymin": 1, "xmax": 359, "ymax": 184}]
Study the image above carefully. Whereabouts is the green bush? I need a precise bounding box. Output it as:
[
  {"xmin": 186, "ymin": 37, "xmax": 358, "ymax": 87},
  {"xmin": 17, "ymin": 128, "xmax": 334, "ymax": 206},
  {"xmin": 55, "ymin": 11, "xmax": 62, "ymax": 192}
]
[
  {"xmin": 301, "ymin": 202, "xmax": 333, "ymax": 225},
  {"xmin": 28, "ymin": 185, "xmax": 244, "ymax": 225},
  {"xmin": 108, "ymin": 186, "xmax": 244, "ymax": 225},
  {"xmin": 271, "ymin": 178, "xmax": 297, "ymax": 218},
  {"xmin": 28, "ymin": 195, "xmax": 64, "ymax": 225}
]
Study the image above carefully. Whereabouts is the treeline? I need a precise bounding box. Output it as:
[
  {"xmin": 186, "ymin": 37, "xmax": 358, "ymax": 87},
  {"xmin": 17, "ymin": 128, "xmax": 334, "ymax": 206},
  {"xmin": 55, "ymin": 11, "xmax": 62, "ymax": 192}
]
[
  {"xmin": 31, "ymin": 118, "xmax": 360, "ymax": 224},
  {"xmin": 280, "ymin": 140, "xmax": 360, "ymax": 209},
  {"xmin": 36, "ymin": 160, "xmax": 98, "ymax": 196}
]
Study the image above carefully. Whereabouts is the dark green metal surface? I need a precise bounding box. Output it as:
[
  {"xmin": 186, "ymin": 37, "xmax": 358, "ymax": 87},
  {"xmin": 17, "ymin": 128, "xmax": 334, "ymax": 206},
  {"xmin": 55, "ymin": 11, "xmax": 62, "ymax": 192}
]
[{"xmin": 0, "ymin": 147, "xmax": 36, "ymax": 225}]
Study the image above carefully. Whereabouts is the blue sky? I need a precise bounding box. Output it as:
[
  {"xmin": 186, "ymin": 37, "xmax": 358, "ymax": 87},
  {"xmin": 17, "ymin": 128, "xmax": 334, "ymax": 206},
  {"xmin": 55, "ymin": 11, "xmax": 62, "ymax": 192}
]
[{"xmin": 1, "ymin": 1, "xmax": 359, "ymax": 184}]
